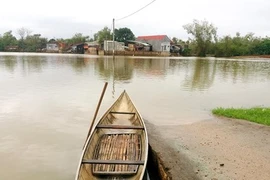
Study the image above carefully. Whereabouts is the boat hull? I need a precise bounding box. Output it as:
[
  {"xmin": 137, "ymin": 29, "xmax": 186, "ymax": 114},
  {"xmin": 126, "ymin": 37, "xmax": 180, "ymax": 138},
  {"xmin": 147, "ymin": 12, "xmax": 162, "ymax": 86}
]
[{"xmin": 75, "ymin": 91, "xmax": 148, "ymax": 180}]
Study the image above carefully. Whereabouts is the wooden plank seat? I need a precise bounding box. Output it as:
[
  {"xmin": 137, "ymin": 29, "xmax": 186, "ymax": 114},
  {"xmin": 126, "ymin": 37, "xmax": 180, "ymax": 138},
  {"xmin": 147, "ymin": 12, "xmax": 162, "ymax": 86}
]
[
  {"xmin": 110, "ymin": 111, "xmax": 136, "ymax": 115},
  {"xmin": 96, "ymin": 124, "xmax": 144, "ymax": 129},
  {"xmin": 91, "ymin": 133, "xmax": 142, "ymax": 175}
]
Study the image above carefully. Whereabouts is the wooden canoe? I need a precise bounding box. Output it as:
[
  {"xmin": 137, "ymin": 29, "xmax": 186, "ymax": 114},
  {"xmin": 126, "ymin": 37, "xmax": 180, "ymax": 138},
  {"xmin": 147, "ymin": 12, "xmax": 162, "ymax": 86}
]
[{"xmin": 75, "ymin": 90, "xmax": 148, "ymax": 180}]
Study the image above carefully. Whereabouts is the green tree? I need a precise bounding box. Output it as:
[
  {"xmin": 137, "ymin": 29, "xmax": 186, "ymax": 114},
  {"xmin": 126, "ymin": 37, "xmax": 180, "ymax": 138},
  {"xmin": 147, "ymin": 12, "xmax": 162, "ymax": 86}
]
[
  {"xmin": 0, "ymin": 31, "xmax": 17, "ymax": 51},
  {"xmin": 114, "ymin": 27, "xmax": 135, "ymax": 42},
  {"xmin": 252, "ymin": 38, "xmax": 270, "ymax": 55},
  {"xmin": 183, "ymin": 19, "xmax": 217, "ymax": 57},
  {"xmin": 94, "ymin": 27, "xmax": 112, "ymax": 44},
  {"xmin": 0, "ymin": 34, "xmax": 3, "ymax": 51},
  {"xmin": 23, "ymin": 34, "xmax": 47, "ymax": 52},
  {"xmin": 214, "ymin": 32, "xmax": 263, "ymax": 57},
  {"xmin": 215, "ymin": 35, "xmax": 233, "ymax": 57},
  {"xmin": 69, "ymin": 33, "xmax": 89, "ymax": 44}
]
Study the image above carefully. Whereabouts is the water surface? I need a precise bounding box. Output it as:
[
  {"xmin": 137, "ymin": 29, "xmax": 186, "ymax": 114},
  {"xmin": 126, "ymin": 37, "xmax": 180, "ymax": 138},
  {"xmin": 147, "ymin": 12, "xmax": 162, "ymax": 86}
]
[{"xmin": 0, "ymin": 53, "xmax": 270, "ymax": 179}]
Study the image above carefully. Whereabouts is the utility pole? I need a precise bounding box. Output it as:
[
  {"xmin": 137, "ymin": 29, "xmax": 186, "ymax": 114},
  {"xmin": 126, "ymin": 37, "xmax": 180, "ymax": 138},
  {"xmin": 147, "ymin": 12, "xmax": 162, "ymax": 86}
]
[{"xmin": 112, "ymin": 18, "xmax": 115, "ymax": 56}]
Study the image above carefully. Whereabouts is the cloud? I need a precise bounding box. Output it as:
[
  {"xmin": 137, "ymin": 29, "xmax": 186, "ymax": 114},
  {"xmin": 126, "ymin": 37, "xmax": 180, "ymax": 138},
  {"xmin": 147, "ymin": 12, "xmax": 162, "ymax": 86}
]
[{"xmin": 1, "ymin": 0, "xmax": 270, "ymax": 40}]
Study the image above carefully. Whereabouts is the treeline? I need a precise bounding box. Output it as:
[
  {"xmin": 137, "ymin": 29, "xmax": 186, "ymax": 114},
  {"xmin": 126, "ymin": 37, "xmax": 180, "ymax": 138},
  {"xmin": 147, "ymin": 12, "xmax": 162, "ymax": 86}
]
[
  {"xmin": 1, "ymin": 23, "xmax": 270, "ymax": 57},
  {"xmin": 0, "ymin": 28, "xmax": 91, "ymax": 52},
  {"xmin": 175, "ymin": 32, "xmax": 270, "ymax": 57},
  {"xmin": 174, "ymin": 19, "xmax": 270, "ymax": 57},
  {"xmin": 214, "ymin": 33, "xmax": 270, "ymax": 57},
  {"xmin": 0, "ymin": 27, "xmax": 135, "ymax": 52}
]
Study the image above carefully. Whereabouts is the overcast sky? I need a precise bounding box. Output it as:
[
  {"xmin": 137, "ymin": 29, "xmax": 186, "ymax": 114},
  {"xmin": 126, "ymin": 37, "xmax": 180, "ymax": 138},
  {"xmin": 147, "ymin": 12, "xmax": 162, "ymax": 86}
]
[{"xmin": 1, "ymin": 0, "xmax": 269, "ymax": 40}]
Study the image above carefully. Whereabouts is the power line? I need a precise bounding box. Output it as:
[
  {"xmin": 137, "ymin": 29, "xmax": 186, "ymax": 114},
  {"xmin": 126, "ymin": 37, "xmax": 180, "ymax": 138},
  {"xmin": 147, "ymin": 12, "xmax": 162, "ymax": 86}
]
[{"xmin": 116, "ymin": 0, "xmax": 156, "ymax": 21}]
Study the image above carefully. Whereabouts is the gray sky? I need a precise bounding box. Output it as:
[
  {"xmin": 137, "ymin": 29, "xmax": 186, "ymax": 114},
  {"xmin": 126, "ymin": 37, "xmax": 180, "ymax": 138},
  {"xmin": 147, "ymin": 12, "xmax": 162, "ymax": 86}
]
[{"xmin": 1, "ymin": 0, "xmax": 269, "ymax": 40}]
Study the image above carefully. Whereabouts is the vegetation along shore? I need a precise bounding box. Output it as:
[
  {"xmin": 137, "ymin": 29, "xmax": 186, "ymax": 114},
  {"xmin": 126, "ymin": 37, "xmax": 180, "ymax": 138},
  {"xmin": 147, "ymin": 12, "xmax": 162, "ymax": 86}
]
[{"xmin": 212, "ymin": 107, "xmax": 270, "ymax": 126}]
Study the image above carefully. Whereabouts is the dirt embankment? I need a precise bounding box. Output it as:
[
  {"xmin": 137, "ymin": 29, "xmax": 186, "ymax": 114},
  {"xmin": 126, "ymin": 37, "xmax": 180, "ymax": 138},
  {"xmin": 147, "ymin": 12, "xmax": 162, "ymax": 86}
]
[
  {"xmin": 231, "ymin": 55, "xmax": 270, "ymax": 59},
  {"xmin": 145, "ymin": 117, "xmax": 270, "ymax": 180}
]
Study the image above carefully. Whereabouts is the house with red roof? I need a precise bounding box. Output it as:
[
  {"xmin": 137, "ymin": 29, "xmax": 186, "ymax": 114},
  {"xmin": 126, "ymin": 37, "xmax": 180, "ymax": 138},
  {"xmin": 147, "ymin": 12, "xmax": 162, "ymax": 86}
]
[{"xmin": 136, "ymin": 35, "xmax": 171, "ymax": 52}]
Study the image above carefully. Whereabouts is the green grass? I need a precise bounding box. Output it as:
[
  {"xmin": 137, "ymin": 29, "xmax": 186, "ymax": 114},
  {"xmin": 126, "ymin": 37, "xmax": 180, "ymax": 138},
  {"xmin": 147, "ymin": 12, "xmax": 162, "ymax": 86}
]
[{"xmin": 212, "ymin": 107, "xmax": 270, "ymax": 126}]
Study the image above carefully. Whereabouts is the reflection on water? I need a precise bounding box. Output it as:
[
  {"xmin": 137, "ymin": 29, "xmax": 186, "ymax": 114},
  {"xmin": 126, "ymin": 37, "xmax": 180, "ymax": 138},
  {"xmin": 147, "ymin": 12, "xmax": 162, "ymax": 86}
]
[
  {"xmin": 95, "ymin": 56, "xmax": 133, "ymax": 82},
  {"xmin": 182, "ymin": 60, "xmax": 216, "ymax": 91},
  {"xmin": 1, "ymin": 55, "xmax": 269, "ymax": 90},
  {"xmin": 0, "ymin": 53, "xmax": 270, "ymax": 180},
  {"xmin": 0, "ymin": 56, "xmax": 17, "ymax": 72},
  {"xmin": 69, "ymin": 57, "xmax": 94, "ymax": 73},
  {"xmin": 21, "ymin": 56, "xmax": 48, "ymax": 74},
  {"xmin": 215, "ymin": 60, "xmax": 270, "ymax": 82}
]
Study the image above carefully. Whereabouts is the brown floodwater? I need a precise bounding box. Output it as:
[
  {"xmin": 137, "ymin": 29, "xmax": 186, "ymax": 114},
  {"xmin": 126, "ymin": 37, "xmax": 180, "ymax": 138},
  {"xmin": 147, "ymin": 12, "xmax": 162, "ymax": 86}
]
[{"xmin": 0, "ymin": 52, "xmax": 270, "ymax": 179}]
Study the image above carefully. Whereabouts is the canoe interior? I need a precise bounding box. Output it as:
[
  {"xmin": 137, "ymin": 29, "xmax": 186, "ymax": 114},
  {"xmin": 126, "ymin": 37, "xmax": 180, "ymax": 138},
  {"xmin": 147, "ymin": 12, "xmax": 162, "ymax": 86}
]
[
  {"xmin": 76, "ymin": 91, "xmax": 148, "ymax": 180},
  {"xmin": 92, "ymin": 133, "xmax": 142, "ymax": 175}
]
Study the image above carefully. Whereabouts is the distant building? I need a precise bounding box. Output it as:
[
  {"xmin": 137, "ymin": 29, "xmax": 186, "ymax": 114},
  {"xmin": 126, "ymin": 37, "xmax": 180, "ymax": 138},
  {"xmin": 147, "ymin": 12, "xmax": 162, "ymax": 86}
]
[
  {"xmin": 5, "ymin": 45, "xmax": 19, "ymax": 52},
  {"xmin": 125, "ymin": 40, "xmax": 151, "ymax": 51},
  {"xmin": 85, "ymin": 41, "xmax": 100, "ymax": 54},
  {"xmin": 71, "ymin": 43, "xmax": 85, "ymax": 54},
  {"xmin": 46, "ymin": 39, "xmax": 59, "ymax": 52},
  {"xmin": 85, "ymin": 41, "xmax": 99, "ymax": 47},
  {"xmin": 136, "ymin": 35, "xmax": 171, "ymax": 52},
  {"xmin": 104, "ymin": 41, "xmax": 124, "ymax": 51}
]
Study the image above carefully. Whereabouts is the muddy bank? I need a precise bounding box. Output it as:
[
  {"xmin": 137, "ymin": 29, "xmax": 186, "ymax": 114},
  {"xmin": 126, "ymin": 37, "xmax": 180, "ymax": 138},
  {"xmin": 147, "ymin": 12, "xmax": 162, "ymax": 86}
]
[
  {"xmin": 145, "ymin": 121, "xmax": 200, "ymax": 180},
  {"xmin": 145, "ymin": 117, "xmax": 270, "ymax": 180},
  {"xmin": 231, "ymin": 55, "xmax": 270, "ymax": 59}
]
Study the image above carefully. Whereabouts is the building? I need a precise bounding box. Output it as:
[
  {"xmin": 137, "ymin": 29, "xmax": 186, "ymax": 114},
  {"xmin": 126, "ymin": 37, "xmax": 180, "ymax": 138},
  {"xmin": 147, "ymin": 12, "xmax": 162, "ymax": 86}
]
[
  {"xmin": 136, "ymin": 35, "xmax": 171, "ymax": 52},
  {"xmin": 125, "ymin": 40, "xmax": 152, "ymax": 51},
  {"xmin": 5, "ymin": 45, "xmax": 19, "ymax": 52},
  {"xmin": 71, "ymin": 43, "xmax": 85, "ymax": 54},
  {"xmin": 85, "ymin": 41, "xmax": 99, "ymax": 54},
  {"xmin": 103, "ymin": 41, "xmax": 124, "ymax": 51},
  {"xmin": 46, "ymin": 39, "xmax": 59, "ymax": 52}
]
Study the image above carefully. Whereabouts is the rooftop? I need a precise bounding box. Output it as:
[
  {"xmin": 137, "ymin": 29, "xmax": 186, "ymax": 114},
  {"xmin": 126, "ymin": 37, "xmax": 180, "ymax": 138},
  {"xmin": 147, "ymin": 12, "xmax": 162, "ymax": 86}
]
[{"xmin": 137, "ymin": 35, "xmax": 167, "ymax": 41}]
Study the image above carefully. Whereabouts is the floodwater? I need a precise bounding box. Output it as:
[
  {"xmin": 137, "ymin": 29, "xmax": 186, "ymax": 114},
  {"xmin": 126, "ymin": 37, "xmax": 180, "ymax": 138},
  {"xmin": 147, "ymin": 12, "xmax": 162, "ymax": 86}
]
[{"xmin": 0, "ymin": 52, "xmax": 270, "ymax": 180}]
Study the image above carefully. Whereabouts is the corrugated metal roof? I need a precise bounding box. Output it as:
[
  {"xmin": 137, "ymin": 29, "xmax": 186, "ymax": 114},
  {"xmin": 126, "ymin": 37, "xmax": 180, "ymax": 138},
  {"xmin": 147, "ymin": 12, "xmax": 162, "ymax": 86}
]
[
  {"xmin": 137, "ymin": 35, "xmax": 167, "ymax": 41},
  {"xmin": 126, "ymin": 40, "xmax": 151, "ymax": 46}
]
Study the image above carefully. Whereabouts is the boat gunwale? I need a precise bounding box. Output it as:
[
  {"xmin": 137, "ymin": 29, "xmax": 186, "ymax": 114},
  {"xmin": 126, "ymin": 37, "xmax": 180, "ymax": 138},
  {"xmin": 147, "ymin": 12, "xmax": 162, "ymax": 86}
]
[{"xmin": 75, "ymin": 90, "xmax": 148, "ymax": 180}]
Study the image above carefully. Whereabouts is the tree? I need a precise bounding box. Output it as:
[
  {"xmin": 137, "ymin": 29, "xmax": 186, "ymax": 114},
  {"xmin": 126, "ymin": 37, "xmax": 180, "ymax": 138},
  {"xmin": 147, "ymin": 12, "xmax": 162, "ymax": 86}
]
[
  {"xmin": 214, "ymin": 32, "xmax": 262, "ymax": 57},
  {"xmin": 183, "ymin": 19, "xmax": 217, "ymax": 57},
  {"xmin": 17, "ymin": 27, "xmax": 32, "ymax": 40},
  {"xmin": 17, "ymin": 27, "xmax": 32, "ymax": 51},
  {"xmin": 252, "ymin": 38, "xmax": 270, "ymax": 55},
  {"xmin": 215, "ymin": 35, "xmax": 234, "ymax": 57},
  {"xmin": 0, "ymin": 31, "xmax": 17, "ymax": 51},
  {"xmin": 0, "ymin": 34, "xmax": 3, "ymax": 51},
  {"xmin": 23, "ymin": 34, "xmax": 47, "ymax": 52},
  {"xmin": 172, "ymin": 37, "xmax": 178, "ymax": 44},
  {"xmin": 94, "ymin": 27, "xmax": 112, "ymax": 44},
  {"xmin": 69, "ymin": 33, "xmax": 89, "ymax": 44},
  {"xmin": 114, "ymin": 27, "xmax": 135, "ymax": 42}
]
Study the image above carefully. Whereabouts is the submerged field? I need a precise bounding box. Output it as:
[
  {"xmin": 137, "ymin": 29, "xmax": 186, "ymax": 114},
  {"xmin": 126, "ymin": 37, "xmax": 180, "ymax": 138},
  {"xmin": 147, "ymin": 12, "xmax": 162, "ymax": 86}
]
[{"xmin": 212, "ymin": 107, "xmax": 270, "ymax": 126}]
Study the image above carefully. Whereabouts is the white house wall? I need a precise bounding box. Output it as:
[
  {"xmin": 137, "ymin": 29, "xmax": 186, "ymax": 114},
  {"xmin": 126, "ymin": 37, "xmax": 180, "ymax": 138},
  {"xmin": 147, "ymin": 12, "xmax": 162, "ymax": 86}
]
[
  {"xmin": 104, "ymin": 41, "xmax": 124, "ymax": 51},
  {"xmin": 161, "ymin": 42, "xmax": 170, "ymax": 52},
  {"xmin": 46, "ymin": 43, "xmax": 59, "ymax": 51}
]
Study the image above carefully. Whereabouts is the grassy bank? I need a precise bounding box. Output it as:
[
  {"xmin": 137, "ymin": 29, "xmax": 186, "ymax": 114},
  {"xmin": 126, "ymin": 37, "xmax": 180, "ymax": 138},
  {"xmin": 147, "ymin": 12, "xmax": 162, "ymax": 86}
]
[{"xmin": 212, "ymin": 107, "xmax": 270, "ymax": 126}]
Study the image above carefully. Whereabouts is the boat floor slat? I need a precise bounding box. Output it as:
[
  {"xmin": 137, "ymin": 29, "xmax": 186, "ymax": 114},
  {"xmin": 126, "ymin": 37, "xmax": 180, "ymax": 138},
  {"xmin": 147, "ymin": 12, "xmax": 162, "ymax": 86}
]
[
  {"xmin": 92, "ymin": 133, "xmax": 142, "ymax": 175},
  {"xmin": 82, "ymin": 160, "xmax": 144, "ymax": 165}
]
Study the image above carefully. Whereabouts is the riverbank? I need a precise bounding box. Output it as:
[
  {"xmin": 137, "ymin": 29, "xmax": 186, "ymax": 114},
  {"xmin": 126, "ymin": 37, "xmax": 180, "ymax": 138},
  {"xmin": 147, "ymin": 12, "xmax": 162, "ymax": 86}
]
[
  {"xmin": 231, "ymin": 55, "xmax": 270, "ymax": 59},
  {"xmin": 145, "ymin": 117, "xmax": 270, "ymax": 180}
]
